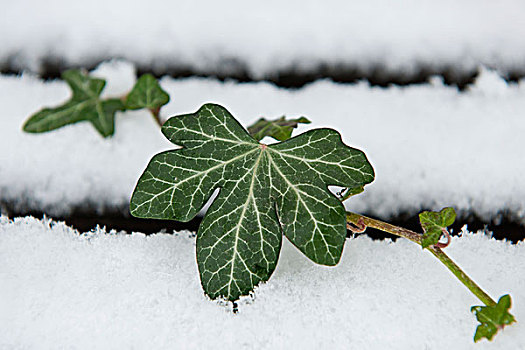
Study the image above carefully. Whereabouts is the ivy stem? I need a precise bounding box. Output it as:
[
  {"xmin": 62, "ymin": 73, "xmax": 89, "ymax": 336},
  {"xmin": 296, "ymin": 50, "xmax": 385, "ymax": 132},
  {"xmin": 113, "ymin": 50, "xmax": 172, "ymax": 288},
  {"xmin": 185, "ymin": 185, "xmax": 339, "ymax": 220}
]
[
  {"xmin": 149, "ymin": 107, "xmax": 163, "ymax": 127},
  {"xmin": 345, "ymin": 211, "xmax": 497, "ymax": 307},
  {"xmin": 435, "ymin": 228, "xmax": 451, "ymax": 249}
]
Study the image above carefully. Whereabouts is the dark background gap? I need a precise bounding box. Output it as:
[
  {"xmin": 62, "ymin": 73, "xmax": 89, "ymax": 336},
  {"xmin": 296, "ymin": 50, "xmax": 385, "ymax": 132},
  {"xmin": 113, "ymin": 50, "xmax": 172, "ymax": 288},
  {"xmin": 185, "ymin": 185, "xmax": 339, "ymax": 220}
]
[
  {"xmin": 3, "ymin": 208, "xmax": 523, "ymax": 244},
  {"xmin": 2, "ymin": 57, "xmax": 524, "ymax": 90}
]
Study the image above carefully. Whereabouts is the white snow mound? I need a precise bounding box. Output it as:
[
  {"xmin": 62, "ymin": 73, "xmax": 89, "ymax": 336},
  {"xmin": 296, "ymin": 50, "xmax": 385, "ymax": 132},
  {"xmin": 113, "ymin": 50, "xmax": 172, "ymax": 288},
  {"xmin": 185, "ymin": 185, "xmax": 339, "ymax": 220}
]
[
  {"xmin": 1, "ymin": 0, "xmax": 525, "ymax": 78},
  {"xmin": 0, "ymin": 216, "xmax": 524, "ymax": 349},
  {"xmin": 1, "ymin": 60, "xmax": 524, "ymax": 221}
]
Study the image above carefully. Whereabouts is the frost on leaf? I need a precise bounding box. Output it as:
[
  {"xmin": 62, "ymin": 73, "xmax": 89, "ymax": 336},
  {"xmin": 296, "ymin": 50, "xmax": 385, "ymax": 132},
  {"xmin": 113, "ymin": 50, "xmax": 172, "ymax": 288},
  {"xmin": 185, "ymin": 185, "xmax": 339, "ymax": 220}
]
[
  {"xmin": 419, "ymin": 207, "xmax": 456, "ymax": 249},
  {"xmin": 125, "ymin": 74, "xmax": 169, "ymax": 110},
  {"xmin": 130, "ymin": 103, "xmax": 374, "ymax": 301},
  {"xmin": 22, "ymin": 70, "xmax": 125, "ymax": 137},
  {"xmin": 248, "ymin": 116, "xmax": 311, "ymax": 141},
  {"xmin": 471, "ymin": 294, "xmax": 515, "ymax": 342}
]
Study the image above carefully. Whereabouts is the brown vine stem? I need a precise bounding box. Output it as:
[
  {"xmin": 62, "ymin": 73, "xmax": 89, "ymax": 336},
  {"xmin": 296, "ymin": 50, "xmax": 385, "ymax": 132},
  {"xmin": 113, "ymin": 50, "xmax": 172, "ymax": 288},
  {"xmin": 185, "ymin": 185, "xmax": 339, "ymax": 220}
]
[
  {"xmin": 434, "ymin": 228, "xmax": 451, "ymax": 249},
  {"xmin": 347, "ymin": 217, "xmax": 367, "ymax": 233},
  {"xmin": 346, "ymin": 211, "xmax": 497, "ymax": 307},
  {"xmin": 149, "ymin": 107, "xmax": 163, "ymax": 127}
]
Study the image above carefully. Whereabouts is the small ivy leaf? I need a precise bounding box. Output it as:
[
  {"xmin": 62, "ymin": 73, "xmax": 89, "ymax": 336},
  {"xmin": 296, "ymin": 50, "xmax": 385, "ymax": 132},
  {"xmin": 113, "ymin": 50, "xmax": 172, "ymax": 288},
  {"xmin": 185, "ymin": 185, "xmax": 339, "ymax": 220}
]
[
  {"xmin": 125, "ymin": 73, "xmax": 170, "ymax": 110},
  {"xmin": 247, "ymin": 116, "xmax": 311, "ymax": 141},
  {"xmin": 130, "ymin": 103, "xmax": 374, "ymax": 301},
  {"xmin": 339, "ymin": 186, "xmax": 365, "ymax": 201},
  {"xmin": 471, "ymin": 294, "xmax": 516, "ymax": 342},
  {"xmin": 419, "ymin": 207, "xmax": 456, "ymax": 249},
  {"xmin": 23, "ymin": 69, "xmax": 125, "ymax": 137}
]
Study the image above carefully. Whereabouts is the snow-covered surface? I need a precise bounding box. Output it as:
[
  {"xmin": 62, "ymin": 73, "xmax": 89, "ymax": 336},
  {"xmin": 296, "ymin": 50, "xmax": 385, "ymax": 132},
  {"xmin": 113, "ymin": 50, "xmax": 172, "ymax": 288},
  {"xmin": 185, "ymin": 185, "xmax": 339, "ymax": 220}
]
[
  {"xmin": 0, "ymin": 215, "xmax": 523, "ymax": 349},
  {"xmin": 1, "ymin": 1, "xmax": 525, "ymax": 78},
  {"xmin": 1, "ymin": 61, "xmax": 524, "ymax": 221}
]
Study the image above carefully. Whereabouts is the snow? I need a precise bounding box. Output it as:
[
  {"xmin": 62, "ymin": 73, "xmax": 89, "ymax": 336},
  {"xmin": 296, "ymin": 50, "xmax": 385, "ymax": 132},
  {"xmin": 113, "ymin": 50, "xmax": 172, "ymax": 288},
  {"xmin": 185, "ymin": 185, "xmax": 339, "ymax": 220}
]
[
  {"xmin": 1, "ymin": 1, "xmax": 525, "ymax": 78},
  {"xmin": 1, "ymin": 60, "xmax": 524, "ymax": 221},
  {"xmin": 1, "ymin": 215, "xmax": 523, "ymax": 349}
]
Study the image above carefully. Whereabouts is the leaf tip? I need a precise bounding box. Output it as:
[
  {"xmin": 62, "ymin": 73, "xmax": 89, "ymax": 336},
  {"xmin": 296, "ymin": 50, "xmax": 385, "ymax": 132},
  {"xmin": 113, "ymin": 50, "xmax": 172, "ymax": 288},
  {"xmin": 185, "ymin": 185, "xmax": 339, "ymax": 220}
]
[
  {"xmin": 126, "ymin": 73, "xmax": 170, "ymax": 110},
  {"xmin": 22, "ymin": 119, "xmax": 36, "ymax": 133}
]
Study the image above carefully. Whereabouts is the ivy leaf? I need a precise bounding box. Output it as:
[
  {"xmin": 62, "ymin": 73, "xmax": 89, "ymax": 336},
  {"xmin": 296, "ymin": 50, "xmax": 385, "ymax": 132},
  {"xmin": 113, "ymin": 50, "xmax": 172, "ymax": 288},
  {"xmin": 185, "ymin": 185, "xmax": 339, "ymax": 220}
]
[
  {"xmin": 130, "ymin": 103, "xmax": 374, "ymax": 301},
  {"xmin": 339, "ymin": 186, "xmax": 365, "ymax": 201},
  {"xmin": 23, "ymin": 70, "xmax": 125, "ymax": 137},
  {"xmin": 247, "ymin": 116, "xmax": 311, "ymax": 141},
  {"xmin": 419, "ymin": 207, "xmax": 456, "ymax": 249},
  {"xmin": 471, "ymin": 294, "xmax": 516, "ymax": 342},
  {"xmin": 125, "ymin": 73, "xmax": 170, "ymax": 110}
]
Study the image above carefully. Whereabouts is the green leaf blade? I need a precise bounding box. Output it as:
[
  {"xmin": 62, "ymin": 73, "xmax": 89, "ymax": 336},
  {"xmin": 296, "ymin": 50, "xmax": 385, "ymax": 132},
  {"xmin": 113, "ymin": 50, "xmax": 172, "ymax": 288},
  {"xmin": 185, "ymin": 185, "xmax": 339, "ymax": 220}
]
[
  {"xmin": 130, "ymin": 103, "xmax": 375, "ymax": 301},
  {"xmin": 419, "ymin": 207, "xmax": 456, "ymax": 249},
  {"xmin": 125, "ymin": 74, "xmax": 170, "ymax": 110},
  {"xmin": 248, "ymin": 116, "xmax": 311, "ymax": 141},
  {"xmin": 22, "ymin": 69, "xmax": 124, "ymax": 137},
  {"xmin": 471, "ymin": 294, "xmax": 516, "ymax": 342}
]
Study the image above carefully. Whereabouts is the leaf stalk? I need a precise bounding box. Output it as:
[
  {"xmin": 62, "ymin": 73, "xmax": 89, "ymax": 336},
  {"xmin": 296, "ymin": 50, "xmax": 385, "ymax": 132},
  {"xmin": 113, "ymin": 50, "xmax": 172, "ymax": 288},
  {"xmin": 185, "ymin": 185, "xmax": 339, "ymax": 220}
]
[
  {"xmin": 345, "ymin": 211, "xmax": 497, "ymax": 307},
  {"xmin": 149, "ymin": 107, "xmax": 163, "ymax": 127}
]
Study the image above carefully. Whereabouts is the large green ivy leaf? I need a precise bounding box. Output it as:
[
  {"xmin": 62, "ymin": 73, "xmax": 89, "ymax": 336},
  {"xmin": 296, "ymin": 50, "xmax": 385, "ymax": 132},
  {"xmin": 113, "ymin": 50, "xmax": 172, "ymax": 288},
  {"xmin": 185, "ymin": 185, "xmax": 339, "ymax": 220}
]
[
  {"xmin": 23, "ymin": 70, "xmax": 125, "ymax": 137},
  {"xmin": 130, "ymin": 103, "xmax": 374, "ymax": 301},
  {"xmin": 471, "ymin": 295, "xmax": 516, "ymax": 342},
  {"xmin": 247, "ymin": 116, "xmax": 311, "ymax": 141}
]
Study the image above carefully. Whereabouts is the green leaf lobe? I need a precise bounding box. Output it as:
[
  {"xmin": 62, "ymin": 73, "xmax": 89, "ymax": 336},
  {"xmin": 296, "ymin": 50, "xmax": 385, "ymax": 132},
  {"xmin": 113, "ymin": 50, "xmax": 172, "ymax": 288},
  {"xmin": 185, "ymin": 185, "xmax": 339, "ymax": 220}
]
[
  {"xmin": 22, "ymin": 70, "xmax": 124, "ymax": 137},
  {"xmin": 125, "ymin": 73, "xmax": 170, "ymax": 110}
]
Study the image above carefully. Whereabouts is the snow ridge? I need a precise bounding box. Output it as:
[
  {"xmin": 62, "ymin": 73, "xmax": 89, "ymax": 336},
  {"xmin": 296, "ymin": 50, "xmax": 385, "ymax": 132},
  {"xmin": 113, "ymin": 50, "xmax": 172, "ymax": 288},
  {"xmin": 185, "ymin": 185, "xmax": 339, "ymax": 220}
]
[
  {"xmin": 1, "ymin": 61, "xmax": 524, "ymax": 222},
  {"xmin": 2, "ymin": 0, "xmax": 525, "ymax": 78},
  {"xmin": 1, "ymin": 215, "xmax": 524, "ymax": 349}
]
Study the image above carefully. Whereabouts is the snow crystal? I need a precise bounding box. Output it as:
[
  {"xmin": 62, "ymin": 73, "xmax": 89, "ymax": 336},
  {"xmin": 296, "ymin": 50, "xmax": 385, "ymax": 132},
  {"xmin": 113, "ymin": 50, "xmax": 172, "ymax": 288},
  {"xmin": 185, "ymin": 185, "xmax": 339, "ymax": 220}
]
[
  {"xmin": 1, "ymin": 1, "xmax": 525, "ymax": 78},
  {"xmin": 0, "ymin": 216, "xmax": 523, "ymax": 349},
  {"xmin": 1, "ymin": 60, "xmax": 524, "ymax": 222}
]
